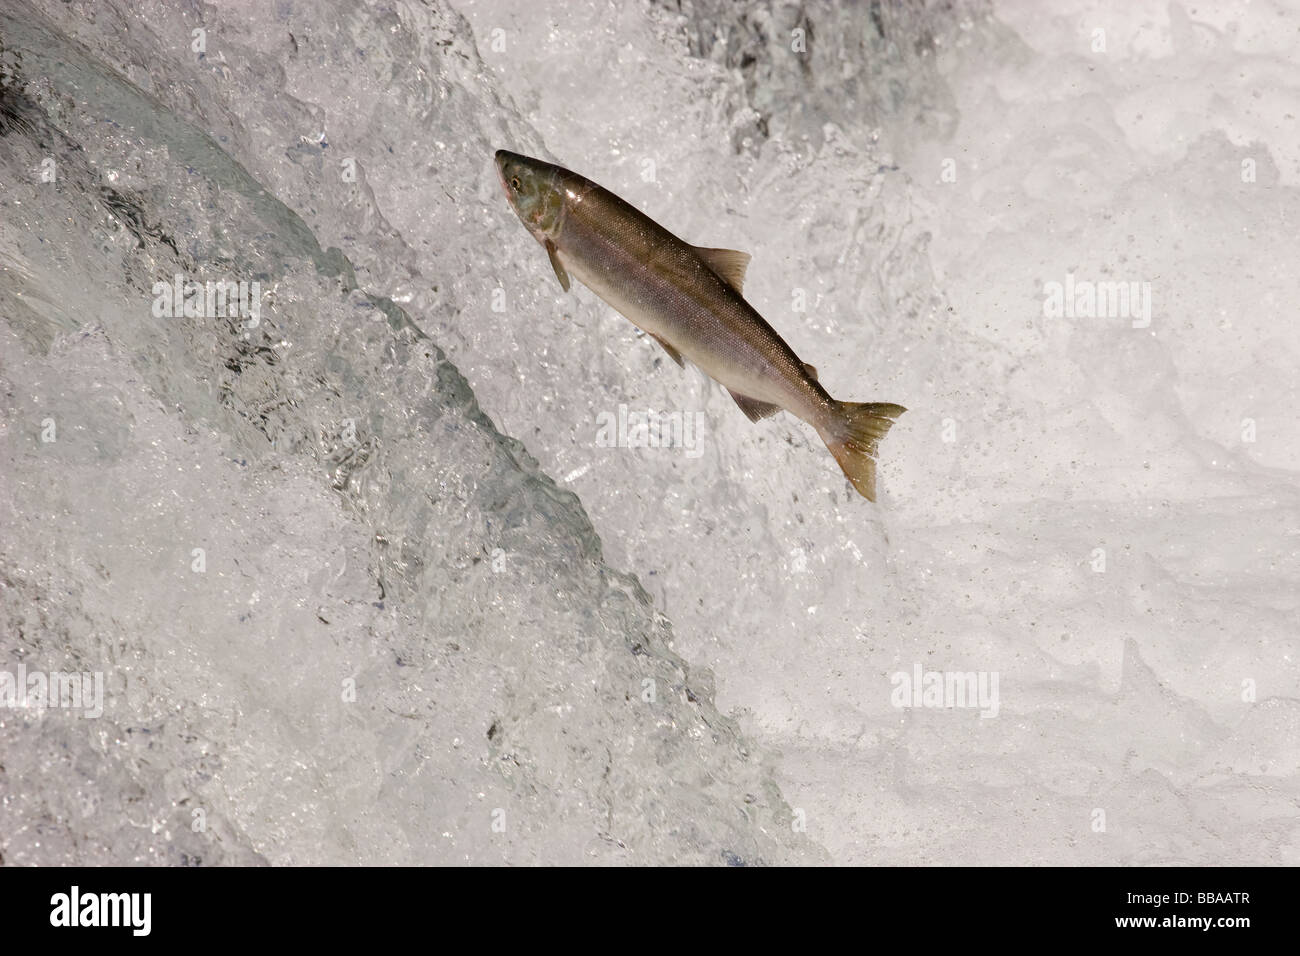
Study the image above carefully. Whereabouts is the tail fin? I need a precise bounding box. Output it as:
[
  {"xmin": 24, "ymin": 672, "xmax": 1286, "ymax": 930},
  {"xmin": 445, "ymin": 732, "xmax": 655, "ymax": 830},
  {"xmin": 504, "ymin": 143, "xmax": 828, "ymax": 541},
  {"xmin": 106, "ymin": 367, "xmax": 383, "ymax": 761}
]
[{"xmin": 822, "ymin": 401, "xmax": 906, "ymax": 502}]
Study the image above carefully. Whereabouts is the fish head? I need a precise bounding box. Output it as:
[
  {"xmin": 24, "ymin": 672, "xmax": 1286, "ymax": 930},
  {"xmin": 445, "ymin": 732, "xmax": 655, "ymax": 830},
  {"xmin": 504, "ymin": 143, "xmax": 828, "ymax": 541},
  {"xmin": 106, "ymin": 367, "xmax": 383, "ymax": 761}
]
[{"xmin": 495, "ymin": 150, "xmax": 566, "ymax": 242}]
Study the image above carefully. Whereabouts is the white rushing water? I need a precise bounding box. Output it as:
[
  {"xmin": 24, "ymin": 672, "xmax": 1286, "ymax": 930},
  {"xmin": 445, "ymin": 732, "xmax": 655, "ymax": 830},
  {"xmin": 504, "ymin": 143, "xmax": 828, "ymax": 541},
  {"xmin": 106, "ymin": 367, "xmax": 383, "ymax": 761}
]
[{"xmin": 1, "ymin": 0, "xmax": 1296, "ymax": 865}]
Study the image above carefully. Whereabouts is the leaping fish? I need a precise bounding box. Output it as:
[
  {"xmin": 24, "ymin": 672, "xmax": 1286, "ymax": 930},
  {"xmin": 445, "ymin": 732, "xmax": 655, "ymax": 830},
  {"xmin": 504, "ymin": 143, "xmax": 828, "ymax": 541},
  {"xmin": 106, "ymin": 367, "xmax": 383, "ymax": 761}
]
[{"xmin": 494, "ymin": 149, "xmax": 905, "ymax": 501}]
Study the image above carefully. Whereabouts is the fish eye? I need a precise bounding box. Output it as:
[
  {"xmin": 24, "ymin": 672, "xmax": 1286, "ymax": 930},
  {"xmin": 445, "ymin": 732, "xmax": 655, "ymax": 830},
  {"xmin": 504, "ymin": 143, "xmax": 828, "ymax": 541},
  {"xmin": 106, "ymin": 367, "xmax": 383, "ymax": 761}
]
[{"xmin": 510, "ymin": 176, "xmax": 521, "ymax": 190}]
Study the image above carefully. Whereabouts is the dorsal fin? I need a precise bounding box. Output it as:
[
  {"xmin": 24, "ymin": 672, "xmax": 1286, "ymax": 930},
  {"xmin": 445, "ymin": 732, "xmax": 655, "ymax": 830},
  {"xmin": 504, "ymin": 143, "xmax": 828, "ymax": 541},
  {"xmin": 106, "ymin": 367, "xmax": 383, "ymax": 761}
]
[
  {"xmin": 802, "ymin": 362, "xmax": 818, "ymax": 381},
  {"xmin": 694, "ymin": 247, "xmax": 751, "ymax": 294}
]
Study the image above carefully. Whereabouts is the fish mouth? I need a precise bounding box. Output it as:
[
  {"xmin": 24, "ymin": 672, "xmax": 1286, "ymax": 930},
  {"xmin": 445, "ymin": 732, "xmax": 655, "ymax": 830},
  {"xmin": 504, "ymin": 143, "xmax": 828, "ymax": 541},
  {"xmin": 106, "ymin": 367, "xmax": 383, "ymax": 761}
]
[
  {"xmin": 494, "ymin": 149, "xmax": 529, "ymax": 198},
  {"xmin": 493, "ymin": 149, "xmax": 510, "ymax": 195}
]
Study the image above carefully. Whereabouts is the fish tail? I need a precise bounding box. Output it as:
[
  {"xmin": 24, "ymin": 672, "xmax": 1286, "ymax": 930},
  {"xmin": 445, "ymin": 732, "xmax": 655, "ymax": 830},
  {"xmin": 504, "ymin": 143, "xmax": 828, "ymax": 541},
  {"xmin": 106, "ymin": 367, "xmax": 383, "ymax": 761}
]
[{"xmin": 821, "ymin": 401, "xmax": 906, "ymax": 502}]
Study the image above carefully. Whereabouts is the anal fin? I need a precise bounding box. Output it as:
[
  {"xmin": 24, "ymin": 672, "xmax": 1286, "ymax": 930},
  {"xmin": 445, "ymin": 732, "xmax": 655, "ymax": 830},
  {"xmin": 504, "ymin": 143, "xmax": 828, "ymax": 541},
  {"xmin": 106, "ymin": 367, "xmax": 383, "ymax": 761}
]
[{"xmin": 727, "ymin": 388, "xmax": 782, "ymax": 423}]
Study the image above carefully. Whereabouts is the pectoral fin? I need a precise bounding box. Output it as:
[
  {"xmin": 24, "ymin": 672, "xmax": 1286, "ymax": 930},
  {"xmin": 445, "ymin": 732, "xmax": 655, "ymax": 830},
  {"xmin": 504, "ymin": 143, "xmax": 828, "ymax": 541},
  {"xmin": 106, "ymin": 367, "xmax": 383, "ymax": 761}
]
[
  {"xmin": 545, "ymin": 240, "xmax": 571, "ymax": 292},
  {"xmin": 649, "ymin": 332, "xmax": 684, "ymax": 367},
  {"xmin": 694, "ymin": 247, "xmax": 751, "ymax": 294},
  {"xmin": 727, "ymin": 388, "xmax": 782, "ymax": 423}
]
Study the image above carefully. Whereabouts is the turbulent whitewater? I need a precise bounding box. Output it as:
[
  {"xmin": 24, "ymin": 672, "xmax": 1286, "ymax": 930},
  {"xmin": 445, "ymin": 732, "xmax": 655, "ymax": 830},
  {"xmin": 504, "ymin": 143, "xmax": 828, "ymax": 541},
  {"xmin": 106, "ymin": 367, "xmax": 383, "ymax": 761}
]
[{"xmin": 1, "ymin": 0, "xmax": 1297, "ymax": 865}]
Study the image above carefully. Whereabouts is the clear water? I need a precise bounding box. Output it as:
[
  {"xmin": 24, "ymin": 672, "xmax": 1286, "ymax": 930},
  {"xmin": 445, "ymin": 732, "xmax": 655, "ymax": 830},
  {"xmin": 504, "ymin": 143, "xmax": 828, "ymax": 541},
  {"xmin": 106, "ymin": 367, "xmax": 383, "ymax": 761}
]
[{"xmin": 1, "ymin": 0, "xmax": 1296, "ymax": 864}]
